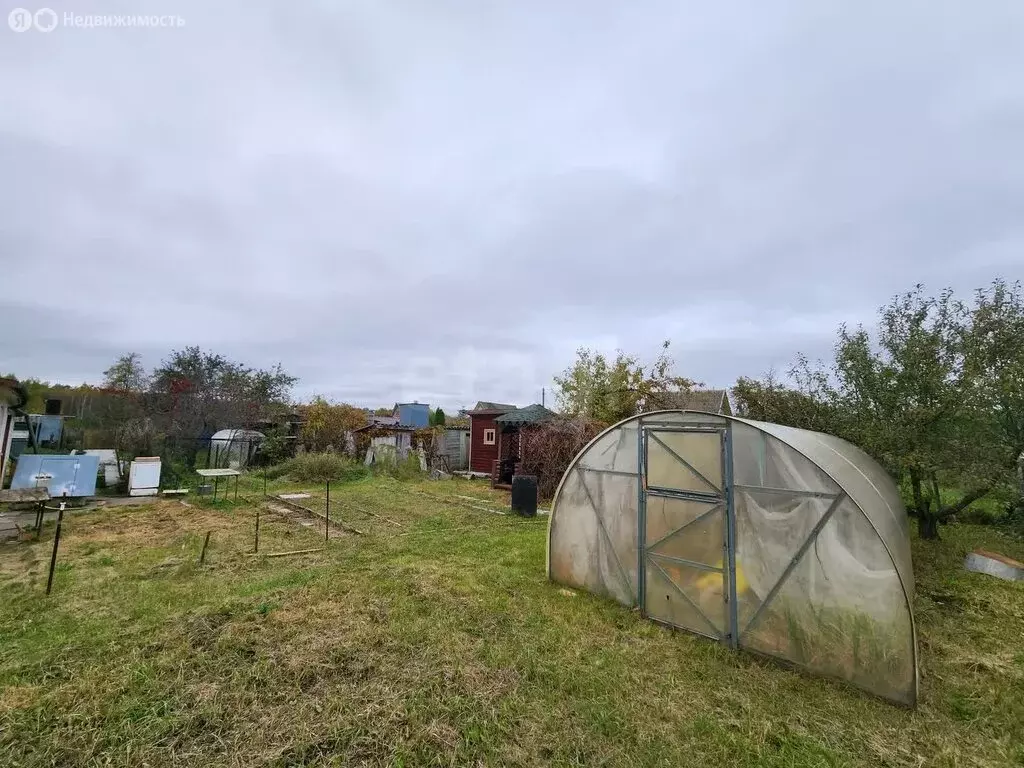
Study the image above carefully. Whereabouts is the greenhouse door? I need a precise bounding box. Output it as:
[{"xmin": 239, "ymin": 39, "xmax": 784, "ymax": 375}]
[{"xmin": 640, "ymin": 426, "xmax": 738, "ymax": 646}]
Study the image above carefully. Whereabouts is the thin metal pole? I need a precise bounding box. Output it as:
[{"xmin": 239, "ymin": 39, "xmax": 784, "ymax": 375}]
[
  {"xmin": 325, "ymin": 480, "xmax": 330, "ymax": 541},
  {"xmin": 234, "ymin": 474, "xmax": 238, "ymax": 502},
  {"xmin": 255, "ymin": 507, "xmax": 260, "ymax": 553},
  {"xmin": 263, "ymin": 466, "xmax": 267, "ymax": 497},
  {"xmin": 636, "ymin": 424, "xmax": 647, "ymax": 612},
  {"xmin": 723, "ymin": 427, "xmax": 739, "ymax": 650},
  {"xmin": 199, "ymin": 531, "xmax": 212, "ymax": 564},
  {"xmin": 45, "ymin": 499, "xmax": 66, "ymax": 595}
]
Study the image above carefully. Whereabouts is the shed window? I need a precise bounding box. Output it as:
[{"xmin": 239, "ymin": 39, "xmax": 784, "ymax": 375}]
[{"xmin": 483, "ymin": 429, "xmax": 496, "ymax": 445}]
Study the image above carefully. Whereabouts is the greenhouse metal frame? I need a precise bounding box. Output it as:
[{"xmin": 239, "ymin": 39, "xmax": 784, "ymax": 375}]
[{"xmin": 547, "ymin": 410, "xmax": 918, "ymax": 706}]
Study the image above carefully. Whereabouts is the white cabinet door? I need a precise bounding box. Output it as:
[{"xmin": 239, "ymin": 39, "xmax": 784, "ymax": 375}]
[{"xmin": 129, "ymin": 458, "xmax": 161, "ymax": 496}]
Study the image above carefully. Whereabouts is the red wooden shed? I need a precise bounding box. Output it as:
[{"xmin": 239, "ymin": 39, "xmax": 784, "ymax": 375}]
[{"xmin": 467, "ymin": 402, "xmax": 516, "ymax": 474}]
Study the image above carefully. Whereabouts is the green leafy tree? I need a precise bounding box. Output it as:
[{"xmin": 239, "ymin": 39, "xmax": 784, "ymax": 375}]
[
  {"xmin": 824, "ymin": 286, "xmax": 989, "ymax": 538},
  {"xmin": 732, "ymin": 371, "xmax": 843, "ymax": 434},
  {"xmin": 298, "ymin": 397, "xmax": 367, "ymax": 452},
  {"xmin": 554, "ymin": 340, "xmax": 697, "ymax": 424},
  {"xmin": 963, "ymin": 279, "xmax": 1024, "ymax": 509},
  {"xmin": 102, "ymin": 353, "xmax": 148, "ymax": 393},
  {"xmin": 150, "ymin": 347, "xmax": 296, "ymax": 434},
  {"xmin": 430, "ymin": 407, "xmax": 447, "ymax": 426},
  {"xmin": 756, "ymin": 282, "xmax": 1023, "ymax": 539}
]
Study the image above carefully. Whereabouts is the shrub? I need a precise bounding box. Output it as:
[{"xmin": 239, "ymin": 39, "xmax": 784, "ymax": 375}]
[
  {"xmin": 388, "ymin": 453, "xmax": 425, "ymax": 480},
  {"xmin": 271, "ymin": 452, "xmax": 370, "ymax": 484},
  {"xmin": 520, "ymin": 416, "xmax": 606, "ymax": 500},
  {"xmin": 261, "ymin": 461, "xmax": 294, "ymax": 481},
  {"xmin": 253, "ymin": 429, "xmax": 292, "ymax": 466},
  {"xmin": 366, "ymin": 450, "xmax": 424, "ymax": 480}
]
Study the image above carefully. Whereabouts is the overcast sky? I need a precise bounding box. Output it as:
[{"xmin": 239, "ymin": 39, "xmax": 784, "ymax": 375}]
[{"xmin": 1, "ymin": 1, "xmax": 1022, "ymax": 411}]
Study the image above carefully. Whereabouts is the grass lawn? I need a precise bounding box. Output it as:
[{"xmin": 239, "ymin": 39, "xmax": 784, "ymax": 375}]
[{"xmin": 1, "ymin": 475, "xmax": 1022, "ymax": 767}]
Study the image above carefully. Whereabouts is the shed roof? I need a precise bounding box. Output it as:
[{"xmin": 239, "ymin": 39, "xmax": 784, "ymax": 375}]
[
  {"xmin": 353, "ymin": 422, "xmax": 416, "ymax": 433},
  {"xmin": 469, "ymin": 401, "xmax": 517, "ymax": 414},
  {"xmin": 495, "ymin": 403, "xmax": 557, "ymax": 426}
]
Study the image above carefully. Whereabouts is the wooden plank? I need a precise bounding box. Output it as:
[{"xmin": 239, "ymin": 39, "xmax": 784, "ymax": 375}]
[{"xmin": 247, "ymin": 547, "xmax": 324, "ymax": 558}]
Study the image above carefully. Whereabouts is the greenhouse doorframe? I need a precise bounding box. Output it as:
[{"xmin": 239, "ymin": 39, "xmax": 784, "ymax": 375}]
[{"xmin": 639, "ymin": 424, "xmax": 739, "ymax": 649}]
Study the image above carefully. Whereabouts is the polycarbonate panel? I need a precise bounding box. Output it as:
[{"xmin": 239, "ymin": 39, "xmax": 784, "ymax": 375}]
[
  {"xmin": 645, "ymin": 561, "xmax": 723, "ymax": 637},
  {"xmin": 741, "ymin": 419, "xmax": 913, "ymax": 594},
  {"xmin": 582, "ymin": 470, "xmax": 640, "ymax": 603},
  {"xmin": 741, "ymin": 498, "xmax": 914, "ymax": 704},
  {"xmin": 641, "ymin": 411, "xmax": 728, "ymax": 427},
  {"xmin": 577, "ymin": 422, "xmax": 639, "ymax": 474},
  {"xmin": 729, "ymin": 421, "xmax": 770, "ymax": 487},
  {"xmin": 547, "ymin": 466, "xmax": 637, "ymax": 607},
  {"xmin": 548, "ymin": 470, "xmax": 602, "ymax": 591},
  {"xmin": 811, "ymin": 433, "xmax": 914, "ymax": 594},
  {"xmin": 734, "ymin": 490, "xmax": 834, "ymax": 631},
  {"xmin": 731, "ymin": 426, "xmax": 838, "ymax": 493},
  {"xmin": 646, "ymin": 430, "xmax": 722, "ymax": 492},
  {"xmin": 645, "ymin": 496, "xmax": 723, "ymax": 563}
]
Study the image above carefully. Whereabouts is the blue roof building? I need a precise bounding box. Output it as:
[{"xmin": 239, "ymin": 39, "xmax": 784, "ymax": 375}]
[{"xmin": 395, "ymin": 402, "xmax": 430, "ymax": 428}]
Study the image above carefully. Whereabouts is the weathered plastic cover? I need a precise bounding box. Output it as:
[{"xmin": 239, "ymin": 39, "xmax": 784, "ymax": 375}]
[{"xmin": 547, "ymin": 411, "xmax": 917, "ymax": 705}]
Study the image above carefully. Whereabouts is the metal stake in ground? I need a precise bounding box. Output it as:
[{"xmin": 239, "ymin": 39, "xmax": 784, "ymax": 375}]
[
  {"xmin": 45, "ymin": 495, "xmax": 67, "ymax": 596},
  {"xmin": 255, "ymin": 507, "xmax": 260, "ymax": 553},
  {"xmin": 325, "ymin": 480, "xmax": 330, "ymax": 541},
  {"xmin": 199, "ymin": 531, "xmax": 212, "ymax": 564}
]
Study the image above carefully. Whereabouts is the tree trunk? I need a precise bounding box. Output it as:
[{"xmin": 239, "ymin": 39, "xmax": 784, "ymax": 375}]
[
  {"xmin": 918, "ymin": 514, "xmax": 940, "ymax": 540},
  {"xmin": 909, "ymin": 467, "xmax": 927, "ymax": 516},
  {"xmin": 937, "ymin": 487, "xmax": 991, "ymax": 521},
  {"xmin": 915, "ymin": 486, "xmax": 989, "ymax": 541},
  {"xmin": 929, "ymin": 472, "xmax": 943, "ymax": 511}
]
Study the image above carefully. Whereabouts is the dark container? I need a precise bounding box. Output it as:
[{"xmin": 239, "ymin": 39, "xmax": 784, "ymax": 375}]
[{"xmin": 511, "ymin": 474, "xmax": 538, "ymax": 517}]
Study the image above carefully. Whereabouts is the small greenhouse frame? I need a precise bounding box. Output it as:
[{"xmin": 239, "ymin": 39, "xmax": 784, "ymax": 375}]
[
  {"xmin": 547, "ymin": 410, "xmax": 918, "ymax": 705},
  {"xmin": 209, "ymin": 428, "xmax": 264, "ymax": 470}
]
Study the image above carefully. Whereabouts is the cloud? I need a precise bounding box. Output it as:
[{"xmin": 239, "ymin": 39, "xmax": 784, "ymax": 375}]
[{"xmin": 2, "ymin": 0, "xmax": 1023, "ymax": 412}]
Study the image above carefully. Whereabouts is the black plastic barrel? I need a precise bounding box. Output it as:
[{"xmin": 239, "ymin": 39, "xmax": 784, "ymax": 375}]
[{"xmin": 511, "ymin": 474, "xmax": 538, "ymax": 517}]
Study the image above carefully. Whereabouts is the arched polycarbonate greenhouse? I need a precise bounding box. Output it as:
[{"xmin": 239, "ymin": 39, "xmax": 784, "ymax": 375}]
[{"xmin": 547, "ymin": 411, "xmax": 918, "ymax": 706}]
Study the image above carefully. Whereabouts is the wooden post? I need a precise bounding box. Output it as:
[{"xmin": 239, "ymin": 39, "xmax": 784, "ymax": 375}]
[
  {"xmin": 254, "ymin": 508, "xmax": 260, "ymax": 553},
  {"xmin": 199, "ymin": 531, "xmax": 212, "ymax": 564},
  {"xmin": 325, "ymin": 480, "xmax": 330, "ymax": 541},
  {"xmin": 45, "ymin": 499, "xmax": 66, "ymax": 595}
]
